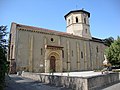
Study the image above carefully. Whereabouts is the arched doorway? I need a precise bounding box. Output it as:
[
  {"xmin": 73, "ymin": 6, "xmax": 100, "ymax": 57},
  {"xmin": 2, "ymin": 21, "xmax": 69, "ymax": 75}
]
[
  {"xmin": 45, "ymin": 51, "xmax": 62, "ymax": 73},
  {"xmin": 50, "ymin": 56, "xmax": 56, "ymax": 72}
]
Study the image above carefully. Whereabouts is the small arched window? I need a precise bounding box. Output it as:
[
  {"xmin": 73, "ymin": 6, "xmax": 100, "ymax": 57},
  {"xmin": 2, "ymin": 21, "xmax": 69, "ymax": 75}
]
[
  {"xmin": 41, "ymin": 48, "xmax": 43, "ymax": 55},
  {"xmin": 84, "ymin": 18, "xmax": 86, "ymax": 24},
  {"xmin": 96, "ymin": 46, "xmax": 99, "ymax": 53},
  {"xmin": 76, "ymin": 17, "xmax": 78, "ymax": 23},
  {"xmin": 62, "ymin": 50, "xmax": 64, "ymax": 58},
  {"xmin": 68, "ymin": 19, "xmax": 70, "ymax": 25},
  {"xmin": 85, "ymin": 29, "xmax": 87, "ymax": 33},
  {"xmin": 72, "ymin": 50, "xmax": 73, "ymax": 56},
  {"xmin": 81, "ymin": 51, "xmax": 83, "ymax": 58}
]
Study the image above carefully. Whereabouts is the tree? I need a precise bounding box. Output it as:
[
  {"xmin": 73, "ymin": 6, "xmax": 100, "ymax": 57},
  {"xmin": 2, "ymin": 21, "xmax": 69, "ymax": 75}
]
[
  {"xmin": 103, "ymin": 37, "xmax": 114, "ymax": 47},
  {"xmin": 0, "ymin": 25, "xmax": 8, "ymax": 90},
  {"xmin": 105, "ymin": 36, "xmax": 120, "ymax": 66}
]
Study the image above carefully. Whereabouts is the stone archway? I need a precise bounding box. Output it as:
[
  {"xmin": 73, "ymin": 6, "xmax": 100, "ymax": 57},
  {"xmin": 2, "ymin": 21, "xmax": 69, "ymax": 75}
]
[{"xmin": 45, "ymin": 51, "xmax": 62, "ymax": 73}]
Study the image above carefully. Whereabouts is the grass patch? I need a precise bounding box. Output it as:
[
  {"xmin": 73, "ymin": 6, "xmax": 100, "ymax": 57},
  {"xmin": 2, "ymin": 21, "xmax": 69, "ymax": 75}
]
[
  {"xmin": 93, "ymin": 69, "xmax": 102, "ymax": 72},
  {"xmin": 112, "ymin": 69, "xmax": 120, "ymax": 72}
]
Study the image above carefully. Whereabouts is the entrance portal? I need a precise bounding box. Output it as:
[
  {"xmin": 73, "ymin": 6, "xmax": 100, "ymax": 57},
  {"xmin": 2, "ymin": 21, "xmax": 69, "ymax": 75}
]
[
  {"xmin": 45, "ymin": 50, "xmax": 62, "ymax": 73},
  {"xmin": 50, "ymin": 56, "xmax": 56, "ymax": 72}
]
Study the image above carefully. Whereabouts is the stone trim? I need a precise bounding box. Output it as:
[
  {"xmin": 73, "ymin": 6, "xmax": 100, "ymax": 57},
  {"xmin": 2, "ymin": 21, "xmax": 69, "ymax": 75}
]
[{"xmin": 45, "ymin": 45, "xmax": 63, "ymax": 50}]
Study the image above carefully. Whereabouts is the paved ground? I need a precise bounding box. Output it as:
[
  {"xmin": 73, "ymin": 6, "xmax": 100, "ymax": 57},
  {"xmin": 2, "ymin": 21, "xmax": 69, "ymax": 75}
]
[
  {"xmin": 102, "ymin": 82, "xmax": 120, "ymax": 90},
  {"xmin": 4, "ymin": 74, "xmax": 120, "ymax": 90},
  {"xmin": 4, "ymin": 75, "xmax": 71, "ymax": 90}
]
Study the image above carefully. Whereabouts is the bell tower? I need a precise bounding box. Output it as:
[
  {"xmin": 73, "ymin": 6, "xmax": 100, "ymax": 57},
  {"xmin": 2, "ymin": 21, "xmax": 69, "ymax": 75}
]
[{"xmin": 64, "ymin": 9, "xmax": 92, "ymax": 39}]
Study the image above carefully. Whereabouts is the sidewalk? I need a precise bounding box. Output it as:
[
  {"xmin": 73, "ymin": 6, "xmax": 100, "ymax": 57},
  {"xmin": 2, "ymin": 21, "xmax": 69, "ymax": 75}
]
[{"xmin": 102, "ymin": 82, "xmax": 120, "ymax": 90}]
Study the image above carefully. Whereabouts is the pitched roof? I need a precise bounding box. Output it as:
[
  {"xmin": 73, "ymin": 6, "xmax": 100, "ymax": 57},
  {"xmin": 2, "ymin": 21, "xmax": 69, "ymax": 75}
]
[
  {"xmin": 13, "ymin": 22, "xmax": 103, "ymax": 43},
  {"xmin": 91, "ymin": 37, "xmax": 103, "ymax": 43},
  {"xmin": 15, "ymin": 22, "xmax": 88, "ymax": 40},
  {"xmin": 64, "ymin": 10, "xmax": 90, "ymax": 20}
]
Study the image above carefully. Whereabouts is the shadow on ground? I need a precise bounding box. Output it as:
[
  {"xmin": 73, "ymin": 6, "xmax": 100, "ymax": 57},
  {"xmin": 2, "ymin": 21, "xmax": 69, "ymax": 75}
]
[{"xmin": 4, "ymin": 75, "xmax": 72, "ymax": 90}]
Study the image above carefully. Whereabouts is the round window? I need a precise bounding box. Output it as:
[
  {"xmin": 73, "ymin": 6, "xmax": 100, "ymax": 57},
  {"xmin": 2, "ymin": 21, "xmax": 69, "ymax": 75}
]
[{"xmin": 51, "ymin": 38, "xmax": 54, "ymax": 42}]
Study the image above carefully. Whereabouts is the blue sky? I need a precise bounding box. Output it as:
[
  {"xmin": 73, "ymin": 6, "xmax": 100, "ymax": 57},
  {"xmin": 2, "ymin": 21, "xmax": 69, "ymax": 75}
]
[{"xmin": 0, "ymin": 0, "xmax": 120, "ymax": 39}]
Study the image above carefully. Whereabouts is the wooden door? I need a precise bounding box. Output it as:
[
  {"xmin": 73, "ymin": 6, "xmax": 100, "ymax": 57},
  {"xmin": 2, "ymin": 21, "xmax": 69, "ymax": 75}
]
[{"xmin": 50, "ymin": 56, "xmax": 56, "ymax": 72}]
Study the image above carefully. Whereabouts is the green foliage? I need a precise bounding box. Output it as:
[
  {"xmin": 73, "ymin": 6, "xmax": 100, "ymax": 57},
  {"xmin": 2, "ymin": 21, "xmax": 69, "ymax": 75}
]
[
  {"xmin": 105, "ymin": 36, "xmax": 120, "ymax": 66},
  {"xmin": 113, "ymin": 69, "xmax": 120, "ymax": 72},
  {"xmin": 103, "ymin": 37, "xmax": 114, "ymax": 47},
  {"xmin": 0, "ymin": 25, "xmax": 8, "ymax": 90}
]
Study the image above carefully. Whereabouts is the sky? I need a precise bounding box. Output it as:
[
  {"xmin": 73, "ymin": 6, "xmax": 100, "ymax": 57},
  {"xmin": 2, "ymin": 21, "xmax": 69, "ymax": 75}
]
[{"xmin": 0, "ymin": 0, "xmax": 120, "ymax": 39}]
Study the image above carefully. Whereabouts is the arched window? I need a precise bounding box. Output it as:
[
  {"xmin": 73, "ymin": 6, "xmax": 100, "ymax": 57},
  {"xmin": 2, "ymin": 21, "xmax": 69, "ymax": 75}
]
[
  {"xmin": 68, "ymin": 19, "xmax": 70, "ymax": 25},
  {"xmin": 84, "ymin": 18, "xmax": 86, "ymax": 24},
  {"xmin": 41, "ymin": 48, "xmax": 43, "ymax": 55},
  {"xmin": 62, "ymin": 50, "xmax": 64, "ymax": 58},
  {"xmin": 96, "ymin": 46, "xmax": 99, "ymax": 53},
  {"xmin": 72, "ymin": 50, "xmax": 73, "ymax": 56},
  {"xmin": 76, "ymin": 17, "xmax": 78, "ymax": 23},
  {"xmin": 81, "ymin": 51, "xmax": 83, "ymax": 58},
  {"xmin": 85, "ymin": 29, "xmax": 87, "ymax": 33}
]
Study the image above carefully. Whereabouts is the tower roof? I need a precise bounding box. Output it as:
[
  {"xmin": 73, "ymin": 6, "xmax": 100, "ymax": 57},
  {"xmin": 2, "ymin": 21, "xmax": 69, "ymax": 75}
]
[{"xmin": 64, "ymin": 9, "xmax": 90, "ymax": 20}]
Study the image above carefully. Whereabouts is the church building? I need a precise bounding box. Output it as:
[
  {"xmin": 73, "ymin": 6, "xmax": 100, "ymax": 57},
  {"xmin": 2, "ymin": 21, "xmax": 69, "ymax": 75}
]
[{"xmin": 8, "ymin": 9, "xmax": 106, "ymax": 73}]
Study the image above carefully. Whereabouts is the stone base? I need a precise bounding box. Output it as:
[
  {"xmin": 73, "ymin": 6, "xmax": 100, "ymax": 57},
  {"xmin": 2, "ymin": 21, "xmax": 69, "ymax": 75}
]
[{"xmin": 22, "ymin": 72, "xmax": 120, "ymax": 90}]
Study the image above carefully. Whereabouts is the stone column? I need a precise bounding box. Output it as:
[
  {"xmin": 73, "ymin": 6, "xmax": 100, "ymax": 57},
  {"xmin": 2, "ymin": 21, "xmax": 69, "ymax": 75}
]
[
  {"xmin": 29, "ymin": 36, "xmax": 33, "ymax": 72},
  {"xmin": 44, "ymin": 49, "xmax": 49, "ymax": 73},
  {"xmin": 77, "ymin": 42, "xmax": 80, "ymax": 70},
  {"xmin": 45, "ymin": 59, "xmax": 50, "ymax": 73},
  {"xmin": 84, "ymin": 41, "xmax": 87, "ymax": 70},
  {"xmin": 67, "ymin": 40, "xmax": 70, "ymax": 71}
]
